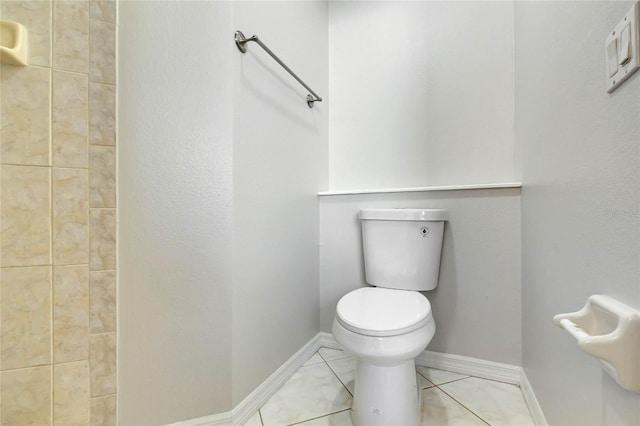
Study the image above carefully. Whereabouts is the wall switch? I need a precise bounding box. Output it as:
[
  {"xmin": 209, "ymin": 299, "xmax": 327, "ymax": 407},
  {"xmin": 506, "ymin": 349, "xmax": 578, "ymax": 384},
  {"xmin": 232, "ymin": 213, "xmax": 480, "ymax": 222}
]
[
  {"xmin": 619, "ymin": 24, "xmax": 631, "ymax": 65},
  {"xmin": 606, "ymin": 2, "xmax": 640, "ymax": 93},
  {"xmin": 607, "ymin": 37, "xmax": 619, "ymax": 77}
]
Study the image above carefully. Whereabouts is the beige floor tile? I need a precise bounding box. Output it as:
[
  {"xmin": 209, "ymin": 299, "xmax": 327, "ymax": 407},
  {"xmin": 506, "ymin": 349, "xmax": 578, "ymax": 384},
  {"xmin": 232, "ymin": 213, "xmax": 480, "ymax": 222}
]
[
  {"xmin": 295, "ymin": 409, "xmax": 353, "ymax": 426},
  {"xmin": 439, "ymin": 377, "xmax": 533, "ymax": 426},
  {"xmin": 302, "ymin": 352, "xmax": 325, "ymax": 366},
  {"xmin": 318, "ymin": 347, "xmax": 350, "ymax": 362},
  {"xmin": 245, "ymin": 411, "xmax": 262, "ymax": 426},
  {"xmin": 421, "ymin": 387, "xmax": 486, "ymax": 426},
  {"xmin": 416, "ymin": 366, "xmax": 469, "ymax": 386},
  {"xmin": 260, "ymin": 363, "xmax": 352, "ymax": 426},
  {"xmin": 326, "ymin": 357, "xmax": 355, "ymax": 394}
]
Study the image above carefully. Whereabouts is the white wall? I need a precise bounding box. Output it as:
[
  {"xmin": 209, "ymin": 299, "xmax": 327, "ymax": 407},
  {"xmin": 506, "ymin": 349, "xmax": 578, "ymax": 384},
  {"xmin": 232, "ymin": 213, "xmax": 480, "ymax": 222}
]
[
  {"xmin": 118, "ymin": 1, "xmax": 234, "ymax": 424},
  {"xmin": 517, "ymin": 1, "xmax": 640, "ymax": 425},
  {"xmin": 231, "ymin": 1, "xmax": 328, "ymax": 405},
  {"xmin": 328, "ymin": 1, "xmax": 515, "ymax": 190},
  {"xmin": 120, "ymin": 0, "xmax": 329, "ymax": 420},
  {"xmin": 319, "ymin": 188, "xmax": 522, "ymax": 365}
]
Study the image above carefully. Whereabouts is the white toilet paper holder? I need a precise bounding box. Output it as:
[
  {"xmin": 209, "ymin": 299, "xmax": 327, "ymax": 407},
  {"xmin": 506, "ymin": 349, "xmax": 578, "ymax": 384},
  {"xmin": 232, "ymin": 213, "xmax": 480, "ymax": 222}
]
[{"xmin": 553, "ymin": 295, "xmax": 640, "ymax": 393}]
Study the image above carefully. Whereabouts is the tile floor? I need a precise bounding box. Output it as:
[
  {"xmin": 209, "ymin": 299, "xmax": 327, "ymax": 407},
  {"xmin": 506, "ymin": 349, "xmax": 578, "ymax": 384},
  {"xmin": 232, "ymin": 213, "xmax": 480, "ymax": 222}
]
[{"xmin": 245, "ymin": 347, "xmax": 534, "ymax": 426}]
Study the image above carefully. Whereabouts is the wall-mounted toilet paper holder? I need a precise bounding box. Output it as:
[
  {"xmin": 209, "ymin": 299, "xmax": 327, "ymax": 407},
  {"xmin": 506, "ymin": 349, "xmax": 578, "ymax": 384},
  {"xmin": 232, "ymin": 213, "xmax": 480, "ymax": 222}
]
[{"xmin": 553, "ymin": 295, "xmax": 640, "ymax": 393}]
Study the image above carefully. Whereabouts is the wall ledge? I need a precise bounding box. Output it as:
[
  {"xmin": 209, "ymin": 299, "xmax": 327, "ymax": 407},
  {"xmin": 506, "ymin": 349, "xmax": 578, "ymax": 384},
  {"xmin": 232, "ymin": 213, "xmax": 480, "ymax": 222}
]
[{"xmin": 318, "ymin": 182, "xmax": 522, "ymax": 196}]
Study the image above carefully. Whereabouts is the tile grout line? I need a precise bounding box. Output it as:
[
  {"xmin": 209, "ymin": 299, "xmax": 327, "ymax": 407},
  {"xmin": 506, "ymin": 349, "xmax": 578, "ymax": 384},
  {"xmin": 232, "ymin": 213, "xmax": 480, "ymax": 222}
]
[
  {"xmin": 416, "ymin": 369, "xmax": 437, "ymax": 389},
  {"xmin": 435, "ymin": 380, "xmax": 491, "ymax": 426},
  {"xmin": 320, "ymin": 354, "xmax": 354, "ymax": 398},
  {"xmin": 49, "ymin": 3, "xmax": 54, "ymax": 423},
  {"xmin": 287, "ymin": 408, "xmax": 351, "ymax": 426}
]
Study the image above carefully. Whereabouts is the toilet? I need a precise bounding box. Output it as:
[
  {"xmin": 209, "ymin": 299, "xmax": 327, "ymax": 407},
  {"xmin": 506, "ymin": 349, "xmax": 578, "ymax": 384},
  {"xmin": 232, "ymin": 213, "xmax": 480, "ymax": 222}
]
[{"xmin": 332, "ymin": 208, "xmax": 447, "ymax": 426}]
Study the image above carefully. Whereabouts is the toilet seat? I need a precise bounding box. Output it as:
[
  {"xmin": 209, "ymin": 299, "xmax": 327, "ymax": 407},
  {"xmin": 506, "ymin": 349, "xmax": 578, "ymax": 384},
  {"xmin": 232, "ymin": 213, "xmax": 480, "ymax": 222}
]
[{"xmin": 336, "ymin": 287, "xmax": 432, "ymax": 337}]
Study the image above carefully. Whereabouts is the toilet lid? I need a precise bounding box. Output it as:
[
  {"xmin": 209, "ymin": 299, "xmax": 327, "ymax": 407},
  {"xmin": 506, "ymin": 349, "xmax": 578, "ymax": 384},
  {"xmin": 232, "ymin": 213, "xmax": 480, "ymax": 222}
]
[{"xmin": 336, "ymin": 287, "xmax": 431, "ymax": 337}]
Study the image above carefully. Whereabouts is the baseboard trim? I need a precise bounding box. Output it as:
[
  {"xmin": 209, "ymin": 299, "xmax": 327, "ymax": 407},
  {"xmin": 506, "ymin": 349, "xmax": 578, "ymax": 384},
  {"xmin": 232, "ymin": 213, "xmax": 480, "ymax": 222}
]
[
  {"xmin": 231, "ymin": 333, "xmax": 324, "ymax": 425},
  {"xmin": 170, "ymin": 332, "xmax": 547, "ymax": 426},
  {"xmin": 415, "ymin": 350, "xmax": 522, "ymax": 385},
  {"xmin": 168, "ymin": 411, "xmax": 232, "ymax": 426},
  {"xmin": 317, "ymin": 331, "xmax": 340, "ymax": 349},
  {"xmin": 520, "ymin": 369, "xmax": 548, "ymax": 426}
]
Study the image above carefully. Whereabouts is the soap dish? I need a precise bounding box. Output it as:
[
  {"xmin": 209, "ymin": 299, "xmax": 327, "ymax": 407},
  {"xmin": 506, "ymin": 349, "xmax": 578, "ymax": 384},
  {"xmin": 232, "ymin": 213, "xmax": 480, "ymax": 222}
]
[
  {"xmin": 554, "ymin": 295, "xmax": 640, "ymax": 393},
  {"xmin": 1, "ymin": 20, "xmax": 28, "ymax": 66}
]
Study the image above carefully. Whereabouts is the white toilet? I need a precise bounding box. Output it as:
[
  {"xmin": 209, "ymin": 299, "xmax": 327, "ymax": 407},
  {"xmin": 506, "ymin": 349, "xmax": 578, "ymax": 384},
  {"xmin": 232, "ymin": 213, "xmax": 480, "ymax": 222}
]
[{"xmin": 332, "ymin": 208, "xmax": 447, "ymax": 426}]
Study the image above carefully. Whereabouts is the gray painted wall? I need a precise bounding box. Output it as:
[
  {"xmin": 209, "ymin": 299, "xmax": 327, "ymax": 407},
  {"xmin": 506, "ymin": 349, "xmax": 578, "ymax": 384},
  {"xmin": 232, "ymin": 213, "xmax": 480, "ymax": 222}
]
[
  {"xmin": 328, "ymin": 1, "xmax": 515, "ymax": 190},
  {"xmin": 319, "ymin": 189, "xmax": 522, "ymax": 366},
  {"xmin": 232, "ymin": 1, "xmax": 328, "ymax": 405},
  {"xmin": 118, "ymin": 1, "xmax": 234, "ymax": 423},
  {"xmin": 119, "ymin": 0, "xmax": 328, "ymax": 422},
  {"xmin": 517, "ymin": 1, "xmax": 640, "ymax": 425}
]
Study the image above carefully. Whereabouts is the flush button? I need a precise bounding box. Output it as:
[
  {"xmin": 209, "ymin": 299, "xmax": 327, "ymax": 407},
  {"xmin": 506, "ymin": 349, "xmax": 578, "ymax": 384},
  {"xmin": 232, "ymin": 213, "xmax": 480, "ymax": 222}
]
[{"xmin": 420, "ymin": 226, "xmax": 429, "ymax": 237}]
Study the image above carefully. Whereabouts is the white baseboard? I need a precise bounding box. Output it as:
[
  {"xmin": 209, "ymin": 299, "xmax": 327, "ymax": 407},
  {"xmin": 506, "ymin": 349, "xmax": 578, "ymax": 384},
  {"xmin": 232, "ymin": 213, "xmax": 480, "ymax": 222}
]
[
  {"xmin": 168, "ymin": 411, "xmax": 232, "ymax": 426},
  {"xmin": 520, "ymin": 369, "xmax": 548, "ymax": 426},
  {"xmin": 317, "ymin": 331, "xmax": 341, "ymax": 349},
  {"xmin": 167, "ymin": 333, "xmax": 324, "ymax": 426},
  {"xmin": 415, "ymin": 350, "xmax": 522, "ymax": 385},
  {"xmin": 170, "ymin": 332, "xmax": 547, "ymax": 426},
  {"xmin": 320, "ymin": 333, "xmax": 550, "ymax": 425},
  {"xmin": 231, "ymin": 333, "xmax": 324, "ymax": 425}
]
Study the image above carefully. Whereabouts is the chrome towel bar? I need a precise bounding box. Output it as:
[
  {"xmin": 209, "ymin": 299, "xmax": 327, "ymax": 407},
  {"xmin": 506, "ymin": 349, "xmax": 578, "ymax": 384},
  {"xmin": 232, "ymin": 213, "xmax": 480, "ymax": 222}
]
[{"xmin": 234, "ymin": 30, "xmax": 323, "ymax": 108}]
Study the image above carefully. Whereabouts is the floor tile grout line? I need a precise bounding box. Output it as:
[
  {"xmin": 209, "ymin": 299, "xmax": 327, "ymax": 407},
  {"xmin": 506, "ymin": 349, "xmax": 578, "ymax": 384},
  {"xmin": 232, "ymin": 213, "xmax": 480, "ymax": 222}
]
[
  {"xmin": 317, "ymin": 347, "xmax": 351, "ymax": 364},
  {"xmin": 416, "ymin": 370, "xmax": 437, "ymax": 388},
  {"xmin": 286, "ymin": 408, "xmax": 351, "ymax": 426},
  {"xmin": 430, "ymin": 376, "xmax": 470, "ymax": 387},
  {"xmin": 324, "ymin": 358, "xmax": 354, "ymax": 398},
  {"xmin": 326, "ymin": 365, "xmax": 353, "ymax": 397},
  {"xmin": 259, "ymin": 352, "xmax": 351, "ymax": 426},
  {"xmin": 436, "ymin": 383, "xmax": 492, "ymax": 426},
  {"xmin": 257, "ymin": 355, "xmax": 533, "ymax": 426}
]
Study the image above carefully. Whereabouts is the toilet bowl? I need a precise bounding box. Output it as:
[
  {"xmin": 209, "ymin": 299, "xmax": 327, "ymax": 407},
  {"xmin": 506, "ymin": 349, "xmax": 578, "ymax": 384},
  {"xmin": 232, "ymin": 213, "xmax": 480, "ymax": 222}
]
[
  {"xmin": 332, "ymin": 209, "xmax": 446, "ymax": 426},
  {"xmin": 333, "ymin": 287, "xmax": 435, "ymax": 426}
]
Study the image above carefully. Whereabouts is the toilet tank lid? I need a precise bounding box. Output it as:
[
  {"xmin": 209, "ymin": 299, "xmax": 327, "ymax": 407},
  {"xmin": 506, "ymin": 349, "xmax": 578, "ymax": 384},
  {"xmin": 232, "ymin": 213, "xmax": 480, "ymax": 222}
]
[{"xmin": 359, "ymin": 208, "xmax": 447, "ymax": 221}]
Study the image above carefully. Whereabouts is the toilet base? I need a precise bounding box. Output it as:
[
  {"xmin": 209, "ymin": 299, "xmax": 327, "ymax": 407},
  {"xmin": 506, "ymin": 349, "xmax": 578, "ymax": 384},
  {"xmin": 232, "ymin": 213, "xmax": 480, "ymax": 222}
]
[{"xmin": 350, "ymin": 359, "xmax": 421, "ymax": 426}]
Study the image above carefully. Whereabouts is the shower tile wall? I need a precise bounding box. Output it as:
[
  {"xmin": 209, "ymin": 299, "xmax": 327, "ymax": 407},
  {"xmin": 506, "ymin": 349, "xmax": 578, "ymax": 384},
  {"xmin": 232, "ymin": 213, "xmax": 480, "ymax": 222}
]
[{"xmin": 0, "ymin": 1, "xmax": 117, "ymax": 425}]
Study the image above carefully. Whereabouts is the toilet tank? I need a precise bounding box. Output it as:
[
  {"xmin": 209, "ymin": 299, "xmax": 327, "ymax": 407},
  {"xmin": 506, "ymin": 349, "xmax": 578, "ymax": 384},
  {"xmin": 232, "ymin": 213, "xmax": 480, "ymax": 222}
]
[{"xmin": 359, "ymin": 209, "xmax": 447, "ymax": 291}]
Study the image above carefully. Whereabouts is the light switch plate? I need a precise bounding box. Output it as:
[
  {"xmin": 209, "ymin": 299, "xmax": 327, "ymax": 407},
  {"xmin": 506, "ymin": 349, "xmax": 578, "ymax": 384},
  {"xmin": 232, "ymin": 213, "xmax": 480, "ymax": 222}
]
[{"xmin": 606, "ymin": 1, "xmax": 640, "ymax": 93}]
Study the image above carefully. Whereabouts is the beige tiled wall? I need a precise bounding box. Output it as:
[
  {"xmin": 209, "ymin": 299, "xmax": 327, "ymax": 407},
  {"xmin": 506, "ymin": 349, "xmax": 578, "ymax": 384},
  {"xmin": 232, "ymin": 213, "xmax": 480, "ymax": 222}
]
[{"xmin": 0, "ymin": 1, "xmax": 117, "ymax": 424}]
